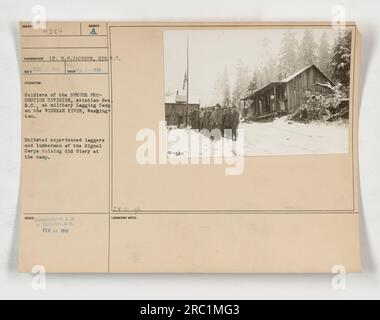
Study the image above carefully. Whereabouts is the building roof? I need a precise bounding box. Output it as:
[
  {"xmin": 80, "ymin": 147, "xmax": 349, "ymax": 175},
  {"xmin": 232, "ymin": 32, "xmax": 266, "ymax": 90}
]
[
  {"xmin": 242, "ymin": 81, "xmax": 281, "ymax": 100},
  {"xmin": 280, "ymin": 64, "xmax": 333, "ymax": 83},
  {"xmin": 280, "ymin": 64, "xmax": 314, "ymax": 83},
  {"xmin": 242, "ymin": 64, "xmax": 333, "ymax": 101},
  {"xmin": 165, "ymin": 93, "xmax": 200, "ymax": 105}
]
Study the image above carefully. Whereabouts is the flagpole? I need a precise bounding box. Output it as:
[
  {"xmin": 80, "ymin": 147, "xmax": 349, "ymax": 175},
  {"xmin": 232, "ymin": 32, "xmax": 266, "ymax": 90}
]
[{"xmin": 185, "ymin": 32, "xmax": 189, "ymax": 127}]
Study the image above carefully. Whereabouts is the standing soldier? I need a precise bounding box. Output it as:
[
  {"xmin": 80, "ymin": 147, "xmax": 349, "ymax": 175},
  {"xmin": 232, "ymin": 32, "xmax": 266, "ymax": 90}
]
[
  {"xmin": 242, "ymin": 106, "xmax": 248, "ymax": 122},
  {"xmin": 210, "ymin": 106, "xmax": 218, "ymax": 131},
  {"xmin": 223, "ymin": 107, "xmax": 232, "ymax": 139},
  {"xmin": 202, "ymin": 109, "xmax": 208, "ymax": 131},
  {"xmin": 191, "ymin": 108, "xmax": 200, "ymax": 130},
  {"xmin": 232, "ymin": 105, "xmax": 240, "ymax": 141},
  {"xmin": 196, "ymin": 108, "xmax": 200, "ymax": 130},
  {"xmin": 189, "ymin": 110, "xmax": 195, "ymax": 129},
  {"xmin": 206, "ymin": 108, "xmax": 212, "ymax": 131},
  {"xmin": 178, "ymin": 115, "xmax": 183, "ymax": 128},
  {"xmin": 222, "ymin": 108, "xmax": 227, "ymax": 137},
  {"xmin": 216, "ymin": 104, "xmax": 224, "ymax": 134},
  {"xmin": 199, "ymin": 108, "xmax": 205, "ymax": 130}
]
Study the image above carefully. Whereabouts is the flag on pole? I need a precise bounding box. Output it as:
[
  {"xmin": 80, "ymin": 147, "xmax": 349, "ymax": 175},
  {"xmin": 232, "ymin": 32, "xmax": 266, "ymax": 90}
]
[{"xmin": 182, "ymin": 71, "xmax": 187, "ymax": 90}]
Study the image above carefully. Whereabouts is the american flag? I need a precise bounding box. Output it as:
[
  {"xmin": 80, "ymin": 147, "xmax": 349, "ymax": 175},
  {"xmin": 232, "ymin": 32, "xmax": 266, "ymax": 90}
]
[{"xmin": 182, "ymin": 71, "xmax": 187, "ymax": 90}]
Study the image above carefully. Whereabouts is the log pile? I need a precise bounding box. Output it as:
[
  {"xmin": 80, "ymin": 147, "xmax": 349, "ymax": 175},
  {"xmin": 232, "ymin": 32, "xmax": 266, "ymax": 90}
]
[{"xmin": 288, "ymin": 82, "xmax": 349, "ymax": 123}]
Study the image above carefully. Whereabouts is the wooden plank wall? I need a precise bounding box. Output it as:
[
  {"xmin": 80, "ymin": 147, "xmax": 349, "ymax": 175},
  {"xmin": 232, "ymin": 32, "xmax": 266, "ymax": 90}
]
[{"xmin": 286, "ymin": 67, "xmax": 332, "ymax": 111}]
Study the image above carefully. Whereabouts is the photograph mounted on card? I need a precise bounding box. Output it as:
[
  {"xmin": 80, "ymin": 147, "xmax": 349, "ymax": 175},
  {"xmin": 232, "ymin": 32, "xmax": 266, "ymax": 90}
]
[{"xmin": 19, "ymin": 22, "xmax": 361, "ymax": 273}]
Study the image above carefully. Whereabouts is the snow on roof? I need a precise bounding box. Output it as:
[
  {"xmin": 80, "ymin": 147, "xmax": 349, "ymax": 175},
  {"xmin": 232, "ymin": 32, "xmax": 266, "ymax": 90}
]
[
  {"xmin": 281, "ymin": 64, "xmax": 333, "ymax": 84},
  {"xmin": 165, "ymin": 93, "xmax": 200, "ymax": 105},
  {"xmin": 242, "ymin": 81, "xmax": 281, "ymax": 100},
  {"xmin": 280, "ymin": 64, "xmax": 314, "ymax": 83},
  {"xmin": 242, "ymin": 64, "xmax": 333, "ymax": 100}
]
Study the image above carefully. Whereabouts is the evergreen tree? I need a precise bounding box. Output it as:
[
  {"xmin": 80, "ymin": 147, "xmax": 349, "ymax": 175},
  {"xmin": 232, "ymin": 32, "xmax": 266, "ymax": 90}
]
[
  {"xmin": 259, "ymin": 56, "xmax": 280, "ymax": 85},
  {"xmin": 211, "ymin": 72, "xmax": 223, "ymax": 105},
  {"xmin": 331, "ymin": 30, "xmax": 352, "ymax": 89},
  {"xmin": 260, "ymin": 37, "xmax": 280, "ymax": 83},
  {"xmin": 299, "ymin": 30, "xmax": 318, "ymax": 67},
  {"xmin": 317, "ymin": 31, "xmax": 332, "ymax": 77},
  {"xmin": 278, "ymin": 30, "xmax": 299, "ymax": 79},
  {"xmin": 232, "ymin": 60, "xmax": 251, "ymax": 105},
  {"xmin": 247, "ymin": 68, "xmax": 262, "ymax": 93},
  {"xmin": 221, "ymin": 67, "xmax": 231, "ymax": 106}
]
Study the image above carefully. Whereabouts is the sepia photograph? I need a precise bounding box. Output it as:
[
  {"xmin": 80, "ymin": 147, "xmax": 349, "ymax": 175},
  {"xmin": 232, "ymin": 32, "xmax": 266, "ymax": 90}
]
[{"xmin": 164, "ymin": 28, "xmax": 353, "ymax": 157}]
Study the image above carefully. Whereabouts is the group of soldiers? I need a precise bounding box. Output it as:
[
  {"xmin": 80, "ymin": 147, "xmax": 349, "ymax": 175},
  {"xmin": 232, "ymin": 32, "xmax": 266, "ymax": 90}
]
[{"xmin": 189, "ymin": 104, "xmax": 240, "ymax": 141}]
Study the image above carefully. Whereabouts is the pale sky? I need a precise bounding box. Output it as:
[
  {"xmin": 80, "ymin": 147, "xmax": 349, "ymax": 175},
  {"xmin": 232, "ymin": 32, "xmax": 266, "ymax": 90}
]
[{"xmin": 164, "ymin": 28, "xmax": 341, "ymax": 106}]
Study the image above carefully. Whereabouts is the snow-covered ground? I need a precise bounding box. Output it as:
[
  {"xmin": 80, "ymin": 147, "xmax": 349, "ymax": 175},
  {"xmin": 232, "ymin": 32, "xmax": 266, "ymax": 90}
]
[
  {"xmin": 167, "ymin": 116, "xmax": 349, "ymax": 158},
  {"xmin": 242, "ymin": 116, "xmax": 349, "ymax": 156},
  {"xmin": 167, "ymin": 127, "xmax": 242, "ymax": 159}
]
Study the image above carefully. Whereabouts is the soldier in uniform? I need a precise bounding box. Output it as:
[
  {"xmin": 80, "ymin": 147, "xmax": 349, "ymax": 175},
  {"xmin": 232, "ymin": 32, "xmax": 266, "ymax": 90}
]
[
  {"xmin": 199, "ymin": 108, "xmax": 205, "ymax": 130},
  {"xmin": 231, "ymin": 105, "xmax": 240, "ymax": 141},
  {"xmin": 210, "ymin": 106, "xmax": 218, "ymax": 131},
  {"xmin": 216, "ymin": 104, "xmax": 224, "ymax": 132},
  {"xmin": 190, "ymin": 108, "xmax": 200, "ymax": 130},
  {"xmin": 206, "ymin": 109, "xmax": 212, "ymax": 131},
  {"xmin": 242, "ymin": 106, "xmax": 248, "ymax": 122},
  {"xmin": 189, "ymin": 110, "xmax": 194, "ymax": 128},
  {"xmin": 223, "ymin": 107, "xmax": 232, "ymax": 139}
]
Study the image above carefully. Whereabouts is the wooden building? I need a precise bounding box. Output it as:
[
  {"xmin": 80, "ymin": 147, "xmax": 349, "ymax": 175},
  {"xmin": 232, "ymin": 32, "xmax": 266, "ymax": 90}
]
[
  {"xmin": 165, "ymin": 103, "xmax": 200, "ymax": 127},
  {"xmin": 241, "ymin": 65, "xmax": 334, "ymax": 120},
  {"xmin": 165, "ymin": 94, "xmax": 200, "ymax": 127}
]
